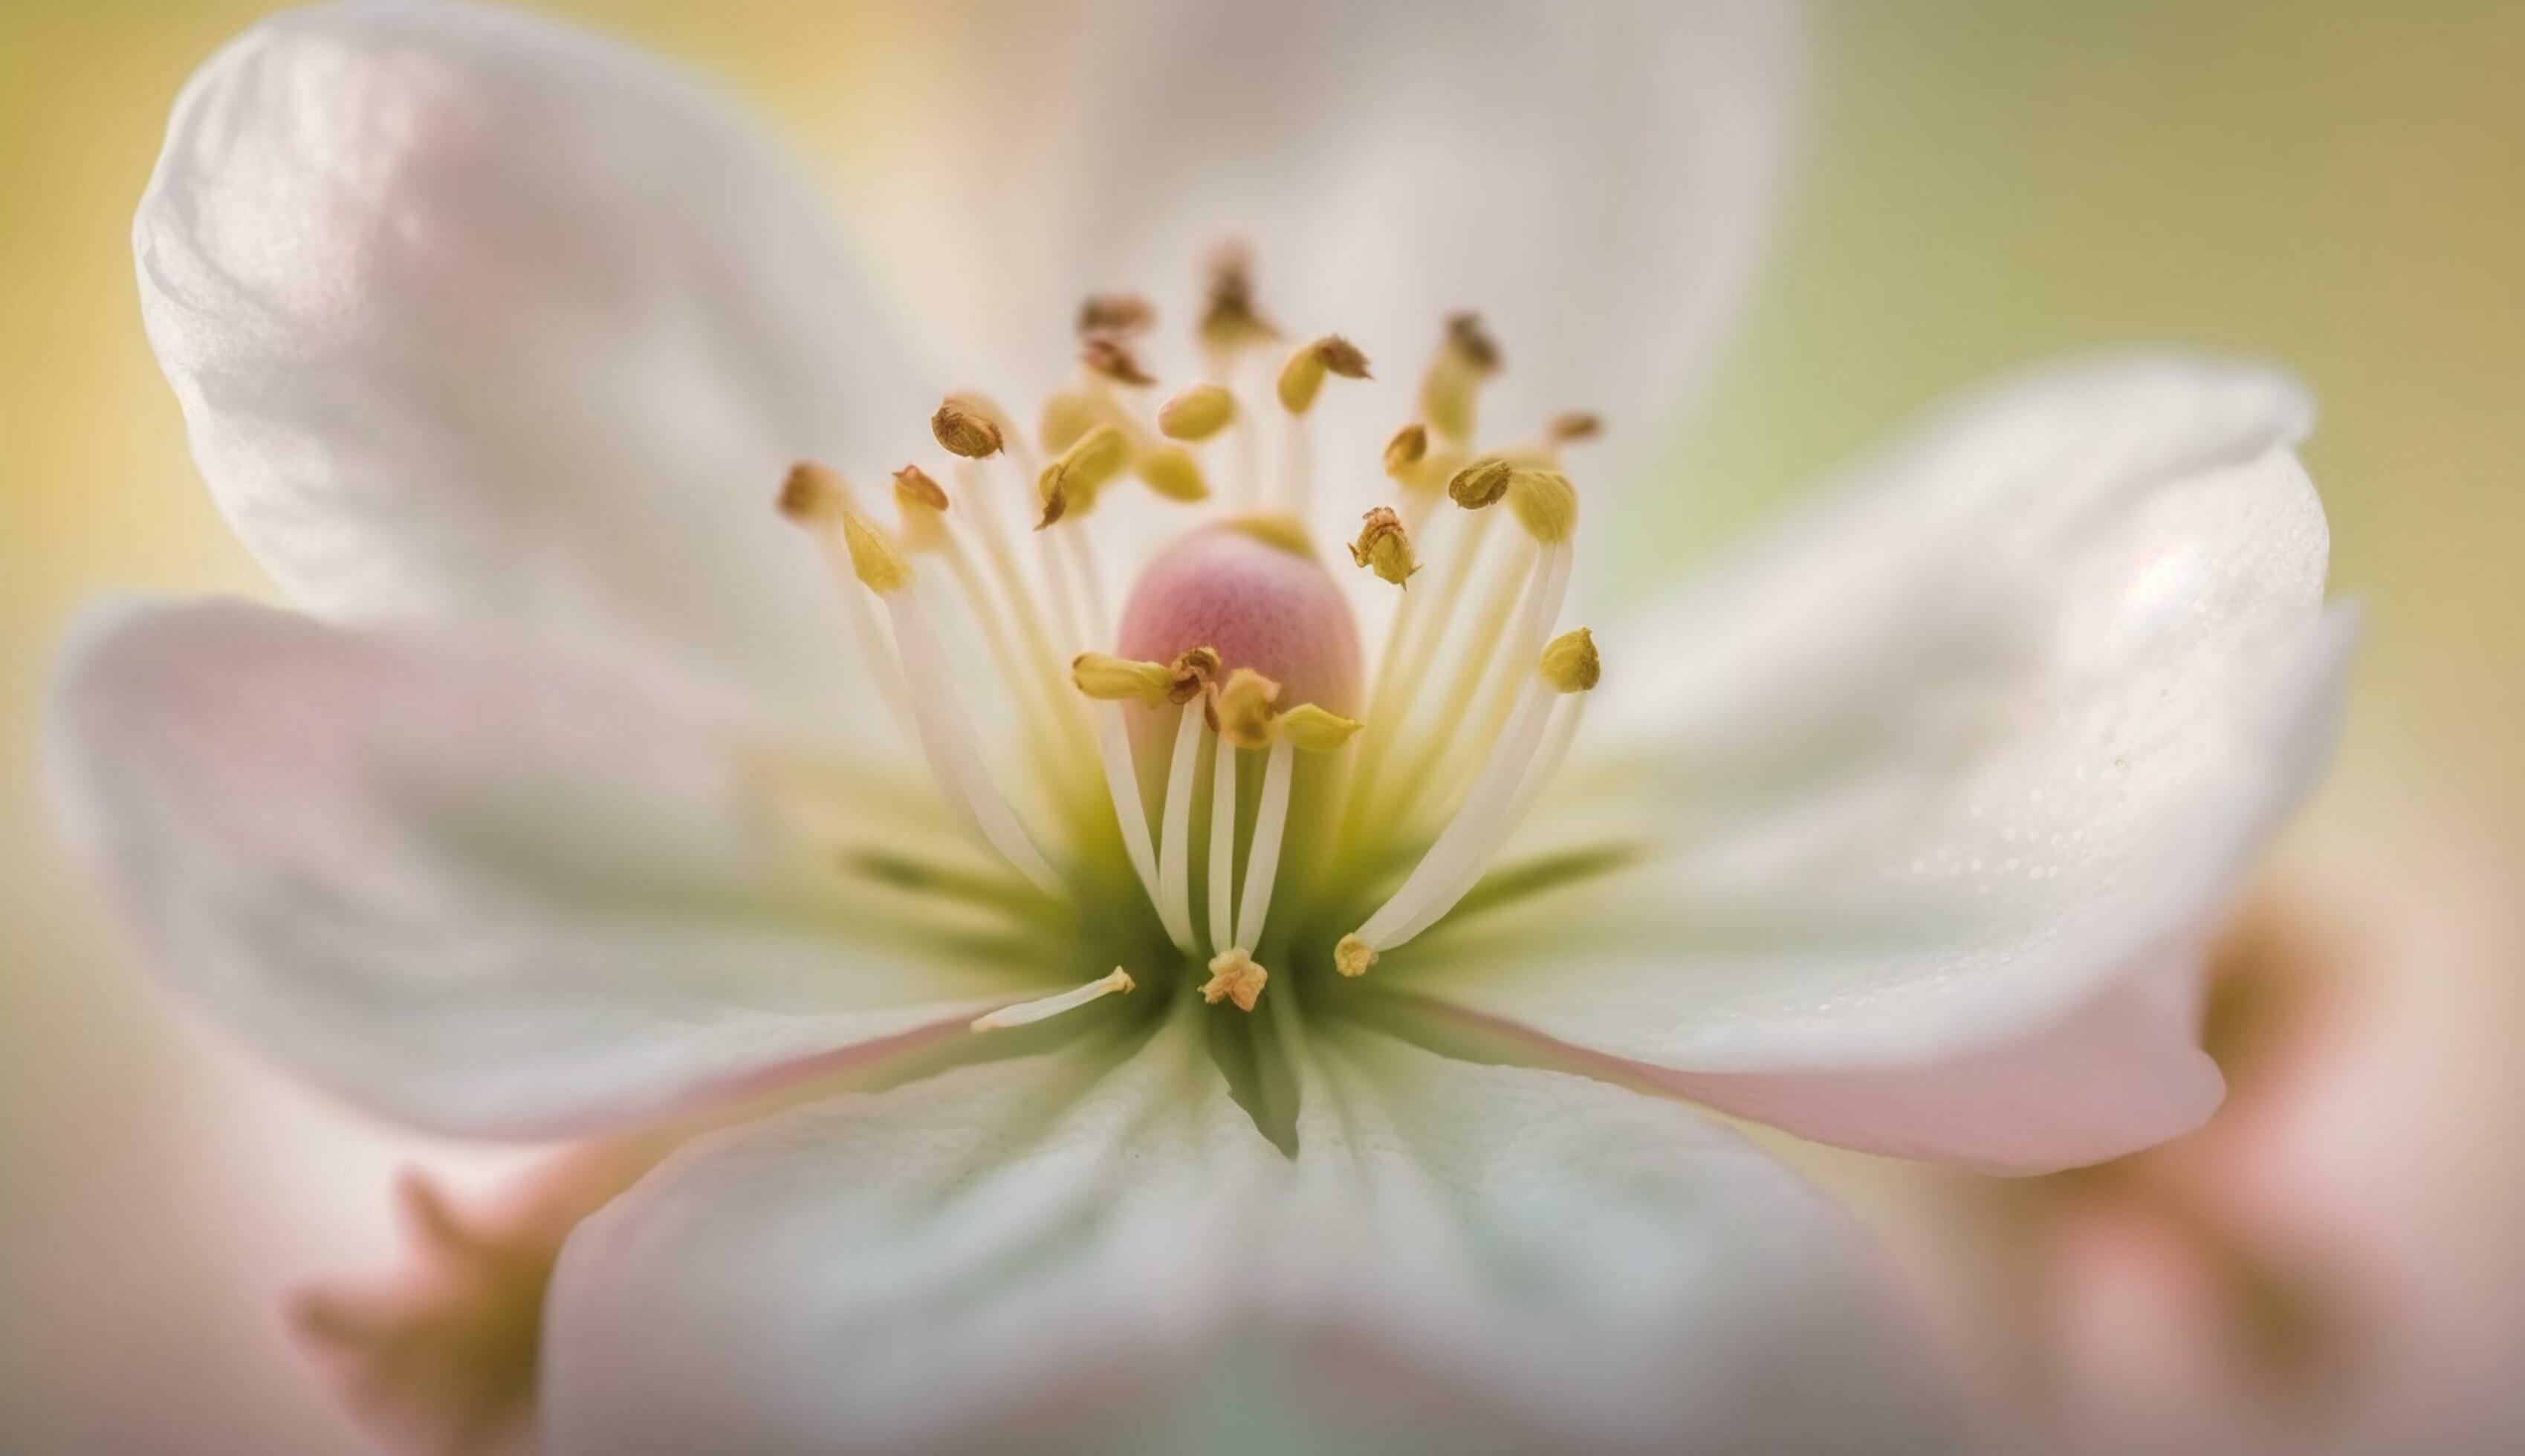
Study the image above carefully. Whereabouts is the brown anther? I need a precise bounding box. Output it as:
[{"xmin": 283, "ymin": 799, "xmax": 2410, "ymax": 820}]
[
  {"xmin": 1315, "ymin": 335, "xmax": 1371, "ymax": 380},
  {"xmin": 1382, "ymin": 422, "xmax": 1429, "ymax": 476},
  {"xmin": 931, "ymin": 397, "xmax": 1003, "ymax": 459},
  {"xmin": 777, "ymin": 461, "xmax": 846, "ymax": 521},
  {"xmin": 1347, "ymin": 507, "xmax": 1422, "ymax": 587},
  {"xmin": 1445, "ymin": 311, "xmax": 1503, "ymax": 373},
  {"xmin": 1277, "ymin": 335, "xmax": 1372, "ymax": 415},
  {"xmin": 1166, "ymin": 646, "xmax": 1222, "ymax": 704},
  {"xmin": 1199, "ymin": 241, "xmax": 1280, "ymax": 354},
  {"xmin": 1548, "ymin": 411, "xmax": 1604, "ymax": 444},
  {"xmin": 1076, "ymin": 292, "xmax": 1155, "ymax": 337},
  {"xmin": 890, "ymin": 464, "xmax": 949, "ymax": 513},
  {"xmin": 1448, "ymin": 457, "xmax": 1515, "ymax": 510},
  {"xmin": 1080, "ymin": 335, "xmax": 1156, "ymax": 388}
]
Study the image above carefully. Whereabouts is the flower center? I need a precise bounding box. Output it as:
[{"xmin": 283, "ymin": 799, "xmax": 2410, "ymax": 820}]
[{"xmin": 777, "ymin": 248, "xmax": 1605, "ymax": 1033}]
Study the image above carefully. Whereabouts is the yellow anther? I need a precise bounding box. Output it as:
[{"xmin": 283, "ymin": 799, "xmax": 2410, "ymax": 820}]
[
  {"xmin": 1209, "ymin": 666, "xmax": 1283, "ymax": 750},
  {"xmin": 1382, "ymin": 422, "xmax": 1429, "ymax": 476},
  {"xmin": 1276, "ymin": 702, "xmax": 1362, "ymax": 753},
  {"xmin": 1507, "ymin": 467, "xmax": 1580, "ymax": 544},
  {"xmin": 1071, "ymin": 653, "xmax": 1177, "ymax": 703},
  {"xmin": 1199, "ymin": 241, "xmax": 1280, "ymax": 356},
  {"xmin": 1447, "ymin": 457, "xmax": 1514, "ymax": 510},
  {"xmin": 1080, "ymin": 336, "xmax": 1156, "ymax": 388},
  {"xmin": 1134, "ymin": 445, "xmax": 1210, "ymax": 503},
  {"xmin": 1039, "ymin": 390, "xmax": 1099, "ymax": 455},
  {"xmin": 891, "ymin": 464, "xmax": 949, "ymax": 514},
  {"xmin": 1201, "ymin": 949, "xmax": 1268, "ymax": 1012},
  {"xmin": 1419, "ymin": 311, "xmax": 1502, "ymax": 444},
  {"xmin": 1548, "ymin": 411, "xmax": 1604, "ymax": 445},
  {"xmin": 1077, "ymin": 293, "xmax": 1155, "ymax": 337},
  {"xmin": 931, "ymin": 395, "xmax": 1003, "ymax": 459},
  {"xmin": 1167, "ymin": 646, "xmax": 1223, "ymax": 703},
  {"xmin": 776, "ymin": 461, "xmax": 847, "ymax": 522},
  {"xmin": 1275, "ymin": 334, "xmax": 1371, "ymax": 415},
  {"xmin": 840, "ymin": 511, "xmax": 913, "ymax": 594},
  {"xmin": 1157, "ymin": 383, "xmax": 1236, "ymax": 441},
  {"xmin": 1347, "ymin": 507, "xmax": 1421, "ymax": 587},
  {"xmin": 1036, "ymin": 423, "xmax": 1129, "ymax": 528},
  {"xmin": 1539, "ymin": 627, "xmax": 1601, "ymax": 692},
  {"xmin": 1334, "ymin": 933, "xmax": 1378, "ymax": 979}
]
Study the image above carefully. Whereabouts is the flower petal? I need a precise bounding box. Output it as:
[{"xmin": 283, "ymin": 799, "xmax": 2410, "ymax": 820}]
[
  {"xmin": 1268, "ymin": 1028, "xmax": 1954, "ymax": 1452},
  {"xmin": 135, "ymin": 0, "xmax": 926, "ymax": 732},
  {"xmin": 48, "ymin": 598, "xmax": 1055, "ymax": 1139},
  {"xmin": 997, "ymin": 0, "xmax": 1800, "ymax": 462},
  {"xmin": 1398, "ymin": 356, "xmax": 2353, "ymax": 1173},
  {"xmin": 543, "ymin": 1014, "xmax": 1948, "ymax": 1454},
  {"xmin": 541, "ymin": 1016, "xmax": 1281, "ymax": 1454}
]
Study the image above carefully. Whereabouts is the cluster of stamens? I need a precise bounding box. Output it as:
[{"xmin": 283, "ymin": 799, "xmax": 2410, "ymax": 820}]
[{"xmin": 778, "ymin": 248, "xmax": 1604, "ymax": 1033}]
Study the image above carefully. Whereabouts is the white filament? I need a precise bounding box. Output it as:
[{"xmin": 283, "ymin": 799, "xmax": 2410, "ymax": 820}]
[
  {"xmin": 970, "ymin": 967, "xmax": 1134, "ymax": 1033},
  {"xmin": 880, "ymin": 588, "xmax": 1064, "ymax": 897},
  {"xmin": 1093, "ymin": 703, "xmax": 1182, "ymax": 949},
  {"xmin": 1234, "ymin": 738, "xmax": 1295, "ymax": 950},
  {"xmin": 1155, "ymin": 705, "xmax": 1205, "ymax": 943},
  {"xmin": 1207, "ymin": 737, "xmax": 1238, "ymax": 953}
]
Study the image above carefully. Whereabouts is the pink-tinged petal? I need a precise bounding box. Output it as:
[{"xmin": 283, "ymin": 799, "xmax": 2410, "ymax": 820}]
[
  {"xmin": 48, "ymin": 598, "xmax": 1067, "ymax": 1139},
  {"xmin": 135, "ymin": 0, "xmax": 926, "ymax": 736},
  {"xmin": 1393, "ymin": 356, "xmax": 2353, "ymax": 1171},
  {"xmin": 1265, "ymin": 1029, "xmax": 1956, "ymax": 1452},
  {"xmin": 542, "ymin": 1019, "xmax": 1281, "ymax": 1455},
  {"xmin": 545, "ymin": 1015, "xmax": 1951, "ymax": 1454}
]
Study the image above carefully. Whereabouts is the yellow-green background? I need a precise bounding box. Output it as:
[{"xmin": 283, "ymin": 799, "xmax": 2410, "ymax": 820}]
[{"xmin": 4, "ymin": 3, "xmax": 2519, "ymax": 1449}]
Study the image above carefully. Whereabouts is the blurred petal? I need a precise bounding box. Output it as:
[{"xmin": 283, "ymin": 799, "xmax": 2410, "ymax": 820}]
[
  {"xmin": 1400, "ymin": 357, "xmax": 2352, "ymax": 1172},
  {"xmin": 48, "ymin": 598, "xmax": 1053, "ymax": 1138},
  {"xmin": 134, "ymin": 0, "xmax": 925, "ymax": 733},
  {"xmin": 545, "ymin": 1015, "xmax": 1948, "ymax": 1455},
  {"xmin": 926, "ymin": 0, "xmax": 1798, "ymax": 469},
  {"xmin": 1267, "ymin": 1029, "xmax": 1953, "ymax": 1452},
  {"xmin": 541, "ymin": 1018, "xmax": 1280, "ymax": 1455}
]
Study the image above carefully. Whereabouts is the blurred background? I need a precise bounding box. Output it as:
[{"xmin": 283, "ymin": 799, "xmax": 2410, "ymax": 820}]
[{"xmin": 3, "ymin": 1, "xmax": 2519, "ymax": 1451}]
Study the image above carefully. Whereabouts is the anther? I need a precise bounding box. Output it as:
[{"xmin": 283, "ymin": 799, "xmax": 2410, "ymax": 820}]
[
  {"xmin": 1447, "ymin": 457, "xmax": 1514, "ymax": 510},
  {"xmin": 840, "ymin": 512, "xmax": 913, "ymax": 594},
  {"xmin": 1539, "ymin": 627, "xmax": 1601, "ymax": 693},
  {"xmin": 777, "ymin": 461, "xmax": 847, "ymax": 521},
  {"xmin": 1548, "ymin": 411, "xmax": 1604, "ymax": 445},
  {"xmin": 1080, "ymin": 336, "xmax": 1156, "ymax": 388},
  {"xmin": 892, "ymin": 465, "xmax": 951, "ymax": 551},
  {"xmin": 1208, "ymin": 666, "xmax": 1283, "ymax": 750},
  {"xmin": 1348, "ymin": 507, "xmax": 1421, "ymax": 587},
  {"xmin": 1167, "ymin": 646, "xmax": 1222, "ymax": 703},
  {"xmin": 1275, "ymin": 335, "xmax": 1372, "ymax": 415},
  {"xmin": 1077, "ymin": 293, "xmax": 1156, "ymax": 337},
  {"xmin": 1420, "ymin": 311, "xmax": 1503, "ymax": 444},
  {"xmin": 1275, "ymin": 702, "xmax": 1362, "ymax": 752},
  {"xmin": 1158, "ymin": 383, "xmax": 1236, "ymax": 442},
  {"xmin": 932, "ymin": 395, "xmax": 1004, "ymax": 459},
  {"xmin": 1037, "ymin": 423, "xmax": 1129, "ymax": 528},
  {"xmin": 1335, "ymin": 933, "xmax": 1378, "ymax": 979},
  {"xmin": 1506, "ymin": 467, "xmax": 1580, "ymax": 544},
  {"xmin": 1071, "ymin": 652, "xmax": 1176, "ymax": 703},
  {"xmin": 1201, "ymin": 949, "xmax": 1268, "ymax": 1012},
  {"xmin": 1199, "ymin": 241, "xmax": 1280, "ymax": 356},
  {"xmin": 1134, "ymin": 446, "xmax": 1210, "ymax": 504},
  {"xmin": 1040, "ymin": 390, "xmax": 1098, "ymax": 455},
  {"xmin": 970, "ymin": 967, "xmax": 1136, "ymax": 1033},
  {"xmin": 1382, "ymin": 423, "xmax": 1429, "ymax": 476}
]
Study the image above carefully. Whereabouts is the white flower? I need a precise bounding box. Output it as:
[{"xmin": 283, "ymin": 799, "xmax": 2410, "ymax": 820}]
[{"xmin": 48, "ymin": 1, "xmax": 2354, "ymax": 1452}]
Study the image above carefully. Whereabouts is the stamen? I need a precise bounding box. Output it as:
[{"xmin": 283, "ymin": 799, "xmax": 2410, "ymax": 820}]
[
  {"xmin": 1040, "ymin": 390, "xmax": 1098, "ymax": 456},
  {"xmin": 1547, "ymin": 411, "xmax": 1604, "ymax": 446},
  {"xmin": 1208, "ymin": 727, "xmax": 1238, "ymax": 953},
  {"xmin": 1234, "ymin": 704, "xmax": 1356, "ymax": 951},
  {"xmin": 1132, "ymin": 446, "xmax": 1210, "ymax": 504},
  {"xmin": 1077, "ymin": 293, "xmax": 1156, "ymax": 337},
  {"xmin": 776, "ymin": 463, "xmax": 913, "ymax": 734},
  {"xmin": 1347, "ymin": 507, "xmax": 1422, "ymax": 587},
  {"xmin": 1080, "ymin": 335, "xmax": 1156, "ymax": 388},
  {"xmin": 1200, "ymin": 948, "xmax": 1268, "ymax": 1013},
  {"xmin": 836, "ymin": 510, "xmax": 1065, "ymax": 897},
  {"xmin": 1383, "ymin": 422, "xmax": 1429, "ymax": 476},
  {"xmin": 1343, "ymin": 627, "xmax": 1601, "ymax": 966},
  {"xmin": 1037, "ymin": 423, "xmax": 1129, "ymax": 530},
  {"xmin": 970, "ymin": 967, "xmax": 1136, "ymax": 1033},
  {"xmin": 1198, "ymin": 241, "xmax": 1280, "ymax": 364},
  {"xmin": 1419, "ymin": 311, "xmax": 1501, "ymax": 445},
  {"xmin": 1274, "ymin": 335, "xmax": 1372, "ymax": 416},
  {"xmin": 932, "ymin": 395, "xmax": 1005, "ymax": 459},
  {"xmin": 1155, "ymin": 701, "xmax": 1207, "ymax": 945},
  {"xmin": 1158, "ymin": 383, "xmax": 1236, "ymax": 442}
]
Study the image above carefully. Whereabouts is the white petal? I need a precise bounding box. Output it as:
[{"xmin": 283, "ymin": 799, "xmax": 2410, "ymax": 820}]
[
  {"xmin": 941, "ymin": 0, "xmax": 1800, "ymax": 465},
  {"xmin": 135, "ymin": 1, "xmax": 927, "ymax": 733},
  {"xmin": 543, "ymin": 1013, "xmax": 1948, "ymax": 1454},
  {"xmin": 48, "ymin": 599, "xmax": 1054, "ymax": 1138},
  {"xmin": 541, "ymin": 1017, "xmax": 1282, "ymax": 1455},
  {"xmin": 1401, "ymin": 356, "xmax": 2353, "ymax": 1172}
]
